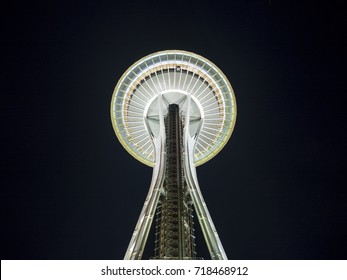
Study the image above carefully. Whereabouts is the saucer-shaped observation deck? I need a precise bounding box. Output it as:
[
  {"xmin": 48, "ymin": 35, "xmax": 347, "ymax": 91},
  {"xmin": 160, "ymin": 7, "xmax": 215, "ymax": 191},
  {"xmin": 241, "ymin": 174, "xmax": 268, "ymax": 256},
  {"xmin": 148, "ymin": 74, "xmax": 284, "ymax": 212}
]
[{"xmin": 111, "ymin": 50, "xmax": 236, "ymax": 166}]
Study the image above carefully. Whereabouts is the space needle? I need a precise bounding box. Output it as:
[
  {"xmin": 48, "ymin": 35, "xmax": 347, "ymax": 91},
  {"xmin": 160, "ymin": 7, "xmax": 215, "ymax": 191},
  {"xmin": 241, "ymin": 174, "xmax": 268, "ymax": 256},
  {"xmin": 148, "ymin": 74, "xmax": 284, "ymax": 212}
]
[{"xmin": 111, "ymin": 50, "xmax": 236, "ymax": 260}]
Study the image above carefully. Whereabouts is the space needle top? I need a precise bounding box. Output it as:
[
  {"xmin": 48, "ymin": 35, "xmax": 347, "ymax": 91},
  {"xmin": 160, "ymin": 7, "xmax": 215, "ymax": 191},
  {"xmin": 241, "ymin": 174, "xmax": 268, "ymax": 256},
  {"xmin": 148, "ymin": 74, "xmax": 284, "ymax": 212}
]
[{"xmin": 111, "ymin": 50, "xmax": 236, "ymax": 167}]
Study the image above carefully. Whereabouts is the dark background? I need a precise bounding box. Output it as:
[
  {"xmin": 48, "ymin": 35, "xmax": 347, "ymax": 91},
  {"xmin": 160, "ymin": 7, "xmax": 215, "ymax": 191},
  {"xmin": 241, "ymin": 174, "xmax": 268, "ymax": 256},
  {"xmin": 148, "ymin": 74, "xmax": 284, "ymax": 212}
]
[{"xmin": 2, "ymin": 0, "xmax": 345, "ymax": 259}]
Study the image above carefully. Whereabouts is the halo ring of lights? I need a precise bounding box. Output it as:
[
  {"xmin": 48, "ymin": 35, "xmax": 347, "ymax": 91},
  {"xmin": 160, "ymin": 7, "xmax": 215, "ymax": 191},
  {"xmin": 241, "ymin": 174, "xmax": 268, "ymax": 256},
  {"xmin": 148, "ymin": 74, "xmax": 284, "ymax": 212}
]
[{"xmin": 111, "ymin": 50, "xmax": 237, "ymax": 167}]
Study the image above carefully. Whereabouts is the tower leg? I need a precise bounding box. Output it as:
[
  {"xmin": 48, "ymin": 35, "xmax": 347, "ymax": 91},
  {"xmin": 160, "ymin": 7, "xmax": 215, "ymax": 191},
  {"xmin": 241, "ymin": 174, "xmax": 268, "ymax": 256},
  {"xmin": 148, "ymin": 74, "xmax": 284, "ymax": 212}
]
[
  {"xmin": 183, "ymin": 93, "xmax": 228, "ymax": 260},
  {"xmin": 124, "ymin": 94, "xmax": 167, "ymax": 260}
]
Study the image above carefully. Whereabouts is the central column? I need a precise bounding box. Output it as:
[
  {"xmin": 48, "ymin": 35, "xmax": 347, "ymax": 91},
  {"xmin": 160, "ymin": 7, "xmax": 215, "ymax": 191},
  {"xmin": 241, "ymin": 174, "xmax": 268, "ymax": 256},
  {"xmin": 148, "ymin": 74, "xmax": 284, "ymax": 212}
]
[{"xmin": 154, "ymin": 104, "xmax": 196, "ymax": 259}]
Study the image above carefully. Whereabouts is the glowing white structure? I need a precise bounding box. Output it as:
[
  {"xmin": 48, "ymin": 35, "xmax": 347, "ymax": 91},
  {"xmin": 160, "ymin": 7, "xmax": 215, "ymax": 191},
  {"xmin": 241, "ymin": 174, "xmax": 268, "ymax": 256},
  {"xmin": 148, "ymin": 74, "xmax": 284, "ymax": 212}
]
[{"xmin": 111, "ymin": 50, "xmax": 236, "ymax": 260}]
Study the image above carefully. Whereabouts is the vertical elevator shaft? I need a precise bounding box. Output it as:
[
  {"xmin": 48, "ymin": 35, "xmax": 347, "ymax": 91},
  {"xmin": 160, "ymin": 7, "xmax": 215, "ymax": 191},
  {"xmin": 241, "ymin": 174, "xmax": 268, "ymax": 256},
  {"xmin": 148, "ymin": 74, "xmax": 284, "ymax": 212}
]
[{"xmin": 153, "ymin": 104, "xmax": 196, "ymax": 259}]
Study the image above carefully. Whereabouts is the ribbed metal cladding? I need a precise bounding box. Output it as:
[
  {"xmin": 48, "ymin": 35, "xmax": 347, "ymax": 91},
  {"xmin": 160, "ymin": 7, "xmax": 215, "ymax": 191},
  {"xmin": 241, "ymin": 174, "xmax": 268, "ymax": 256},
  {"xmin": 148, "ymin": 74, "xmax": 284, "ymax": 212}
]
[{"xmin": 153, "ymin": 104, "xmax": 197, "ymax": 259}]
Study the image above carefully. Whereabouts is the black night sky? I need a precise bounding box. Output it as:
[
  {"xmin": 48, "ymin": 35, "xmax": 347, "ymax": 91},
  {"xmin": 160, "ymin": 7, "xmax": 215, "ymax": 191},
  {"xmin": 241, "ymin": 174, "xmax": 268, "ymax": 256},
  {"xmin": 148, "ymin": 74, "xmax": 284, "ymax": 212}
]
[{"xmin": 2, "ymin": 0, "xmax": 346, "ymax": 260}]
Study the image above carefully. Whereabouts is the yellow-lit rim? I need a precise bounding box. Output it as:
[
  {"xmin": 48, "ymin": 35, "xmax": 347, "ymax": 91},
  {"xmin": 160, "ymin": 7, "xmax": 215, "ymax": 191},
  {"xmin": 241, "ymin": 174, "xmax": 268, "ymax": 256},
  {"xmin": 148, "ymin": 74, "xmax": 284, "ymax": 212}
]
[{"xmin": 110, "ymin": 50, "xmax": 237, "ymax": 167}]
